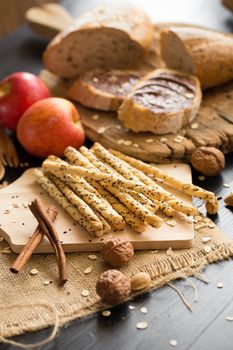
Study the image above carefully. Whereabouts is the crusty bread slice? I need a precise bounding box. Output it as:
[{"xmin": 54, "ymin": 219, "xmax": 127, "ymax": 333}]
[
  {"xmin": 67, "ymin": 69, "xmax": 141, "ymax": 111},
  {"xmin": 43, "ymin": 2, "xmax": 153, "ymax": 78},
  {"xmin": 118, "ymin": 68, "xmax": 202, "ymax": 135},
  {"xmin": 160, "ymin": 26, "xmax": 233, "ymax": 89}
]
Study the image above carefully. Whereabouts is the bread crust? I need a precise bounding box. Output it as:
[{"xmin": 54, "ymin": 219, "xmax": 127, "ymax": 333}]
[
  {"xmin": 43, "ymin": 3, "xmax": 153, "ymax": 78},
  {"xmin": 67, "ymin": 69, "xmax": 141, "ymax": 111},
  {"xmin": 161, "ymin": 26, "xmax": 233, "ymax": 89},
  {"xmin": 118, "ymin": 68, "xmax": 202, "ymax": 135}
]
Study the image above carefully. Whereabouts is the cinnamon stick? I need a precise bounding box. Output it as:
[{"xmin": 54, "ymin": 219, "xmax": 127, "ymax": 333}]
[
  {"xmin": 29, "ymin": 199, "xmax": 68, "ymax": 286},
  {"xmin": 10, "ymin": 206, "xmax": 58, "ymax": 274}
]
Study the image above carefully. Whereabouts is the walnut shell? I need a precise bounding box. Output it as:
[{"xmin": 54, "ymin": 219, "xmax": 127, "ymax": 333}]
[
  {"xmin": 224, "ymin": 192, "xmax": 233, "ymax": 206},
  {"xmin": 131, "ymin": 272, "xmax": 152, "ymax": 291},
  {"xmin": 101, "ymin": 237, "xmax": 134, "ymax": 268},
  {"xmin": 96, "ymin": 269, "xmax": 131, "ymax": 305},
  {"xmin": 191, "ymin": 146, "xmax": 225, "ymax": 177}
]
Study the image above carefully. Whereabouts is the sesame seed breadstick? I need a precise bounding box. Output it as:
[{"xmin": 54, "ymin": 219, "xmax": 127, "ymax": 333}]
[
  {"xmin": 49, "ymin": 175, "xmax": 104, "ymax": 231},
  {"xmin": 66, "ymin": 146, "xmax": 146, "ymax": 233},
  {"xmin": 42, "ymin": 159, "xmax": 196, "ymax": 216},
  {"xmin": 110, "ymin": 150, "xmax": 218, "ymax": 214},
  {"xmin": 78, "ymin": 148, "xmax": 163, "ymax": 228},
  {"xmin": 34, "ymin": 169, "xmax": 106, "ymax": 237},
  {"xmin": 92, "ymin": 143, "xmax": 197, "ymax": 216}
]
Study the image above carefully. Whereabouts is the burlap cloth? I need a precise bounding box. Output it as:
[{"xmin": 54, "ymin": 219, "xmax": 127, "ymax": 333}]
[{"xmin": 1, "ymin": 220, "xmax": 233, "ymax": 340}]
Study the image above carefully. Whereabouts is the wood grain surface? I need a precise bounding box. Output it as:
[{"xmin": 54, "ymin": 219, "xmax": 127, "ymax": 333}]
[{"xmin": 1, "ymin": 1, "xmax": 233, "ymax": 350}]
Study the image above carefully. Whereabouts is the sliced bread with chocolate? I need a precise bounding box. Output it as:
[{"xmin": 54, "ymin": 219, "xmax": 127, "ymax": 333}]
[
  {"xmin": 160, "ymin": 26, "xmax": 233, "ymax": 89},
  {"xmin": 118, "ymin": 68, "xmax": 202, "ymax": 135},
  {"xmin": 43, "ymin": 2, "xmax": 153, "ymax": 78},
  {"xmin": 67, "ymin": 69, "xmax": 141, "ymax": 111}
]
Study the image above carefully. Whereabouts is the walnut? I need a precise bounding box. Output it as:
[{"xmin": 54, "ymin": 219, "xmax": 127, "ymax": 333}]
[
  {"xmin": 101, "ymin": 237, "xmax": 134, "ymax": 267},
  {"xmin": 191, "ymin": 147, "xmax": 225, "ymax": 177},
  {"xmin": 96, "ymin": 270, "xmax": 131, "ymax": 305},
  {"xmin": 131, "ymin": 272, "xmax": 151, "ymax": 291},
  {"xmin": 224, "ymin": 192, "xmax": 233, "ymax": 206}
]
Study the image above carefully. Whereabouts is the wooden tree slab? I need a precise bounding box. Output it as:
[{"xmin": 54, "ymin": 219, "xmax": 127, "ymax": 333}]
[{"xmin": 39, "ymin": 23, "xmax": 233, "ymax": 163}]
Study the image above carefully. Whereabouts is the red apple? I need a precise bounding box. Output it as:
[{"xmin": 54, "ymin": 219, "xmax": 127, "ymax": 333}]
[
  {"xmin": 0, "ymin": 72, "xmax": 51, "ymax": 130},
  {"xmin": 17, "ymin": 97, "xmax": 85, "ymax": 158}
]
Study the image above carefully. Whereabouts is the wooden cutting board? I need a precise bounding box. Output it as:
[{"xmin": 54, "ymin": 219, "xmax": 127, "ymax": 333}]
[{"xmin": 0, "ymin": 164, "xmax": 194, "ymax": 253}]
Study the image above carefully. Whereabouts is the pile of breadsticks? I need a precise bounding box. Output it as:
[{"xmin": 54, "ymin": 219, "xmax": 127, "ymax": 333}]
[{"xmin": 34, "ymin": 143, "xmax": 218, "ymax": 237}]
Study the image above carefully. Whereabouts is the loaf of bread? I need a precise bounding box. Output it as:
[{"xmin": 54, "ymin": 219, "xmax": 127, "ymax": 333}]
[
  {"xmin": 67, "ymin": 69, "xmax": 141, "ymax": 111},
  {"xmin": 160, "ymin": 26, "xmax": 233, "ymax": 89},
  {"xmin": 118, "ymin": 68, "xmax": 202, "ymax": 135},
  {"xmin": 43, "ymin": 2, "xmax": 153, "ymax": 78}
]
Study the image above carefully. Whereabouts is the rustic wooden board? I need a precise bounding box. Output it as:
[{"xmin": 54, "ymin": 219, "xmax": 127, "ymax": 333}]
[{"xmin": 0, "ymin": 164, "xmax": 194, "ymax": 253}]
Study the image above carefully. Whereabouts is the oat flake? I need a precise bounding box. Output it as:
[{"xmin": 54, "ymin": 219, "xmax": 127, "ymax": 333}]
[
  {"xmin": 129, "ymin": 305, "xmax": 135, "ymax": 310},
  {"xmin": 0, "ymin": 237, "xmax": 3, "ymax": 242},
  {"xmin": 92, "ymin": 114, "xmax": 99, "ymax": 120},
  {"xmin": 88, "ymin": 254, "xmax": 97, "ymax": 260},
  {"xmin": 170, "ymin": 340, "xmax": 178, "ymax": 347},
  {"xmin": 140, "ymin": 307, "xmax": 148, "ymax": 314},
  {"xmin": 166, "ymin": 219, "xmax": 177, "ymax": 227},
  {"xmin": 198, "ymin": 175, "xmax": 205, "ymax": 181},
  {"xmin": 191, "ymin": 123, "xmax": 199, "ymax": 129},
  {"xmin": 30, "ymin": 268, "xmax": 38, "ymax": 275},
  {"xmin": 84, "ymin": 266, "xmax": 93, "ymax": 274},
  {"xmin": 204, "ymin": 245, "xmax": 212, "ymax": 253},
  {"xmin": 223, "ymin": 184, "xmax": 230, "ymax": 188},
  {"xmin": 102, "ymin": 310, "xmax": 111, "ymax": 317},
  {"xmin": 133, "ymin": 143, "xmax": 139, "ymax": 148},
  {"xmin": 160, "ymin": 137, "xmax": 168, "ymax": 143},
  {"xmin": 217, "ymin": 282, "xmax": 224, "ymax": 288},
  {"xmin": 43, "ymin": 280, "xmax": 51, "ymax": 285},
  {"xmin": 123, "ymin": 140, "xmax": 132, "ymax": 146},
  {"xmin": 146, "ymin": 138, "xmax": 153, "ymax": 143},
  {"xmin": 81, "ymin": 289, "xmax": 89, "ymax": 297},
  {"xmin": 136, "ymin": 322, "xmax": 148, "ymax": 330},
  {"xmin": 202, "ymin": 236, "xmax": 211, "ymax": 243},
  {"xmin": 98, "ymin": 127, "xmax": 107, "ymax": 134},
  {"xmin": 226, "ymin": 316, "xmax": 233, "ymax": 322}
]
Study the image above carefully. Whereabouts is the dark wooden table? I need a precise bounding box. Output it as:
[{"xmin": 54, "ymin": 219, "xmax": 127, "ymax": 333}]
[{"xmin": 1, "ymin": 1, "xmax": 233, "ymax": 349}]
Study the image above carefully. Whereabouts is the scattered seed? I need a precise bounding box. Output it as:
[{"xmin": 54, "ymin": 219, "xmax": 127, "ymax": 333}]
[
  {"xmin": 129, "ymin": 305, "xmax": 135, "ymax": 310},
  {"xmin": 226, "ymin": 316, "xmax": 233, "ymax": 322},
  {"xmin": 146, "ymin": 138, "xmax": 153, "ymax": 143},
  {"xmin": 185, "ymin": 92, "xmax": 194, "ymax": 99},
  {"xmin": 190, "ymin": 123, "xmax": 199, "ymax": 129},
  {"xmin": 198, "ymin": 175, "xmax": 205, "ymax": 181},
  {"xmin": 1, "ymin": 247, "xmax": 11, "ymax": 254},
  {"xmin": 174, "ymin": 135, "xmax": 185, "ymax": 143},
  {"xmin": 81, "ymin": 289, "xmax": 90, "ymax": 297},
  {"xmin": 30, "ymin": 268, "xmax": 38, "ymax": 275},
  {"xmin": 170, "ymin": 340, "xmax": 178, "ymax": 347},
  {"xmin": 43, "ymin": 280, "xmax": 51, "ymax": 285},
  {"xmin": 136, "ymin": 322, "xmax": 148, "ymax": 330},
  {"xmin": 92, "ymin": 114, "xmax": 99, "ymax": 120},
  {"xmin": 160, "ymin": 137, "xmax": 168, "ymax": 143},
  {"xmin": 102, "ymin": 310, "xmax": 111, "ymax": 317},
  {"xmin": 208, "ymin": 222, "xmax": 215, "ymax": 228},
  {"xmin": 195, "ymin": 222, "xmax": 206, "ymax": 230},
  {"xmin": 140, "ymin": 307, "xmax": 148, "ymax": 314},
  {"xmin": 217, "ymin": 282, "xmax": 224, "ymax": 288},
  {"xmin": 166, "ymin": 219, "xmax": 177, "ymax": 227},
  {"xmin": 202, "ymin": 236, "xmax": 211, "ymax": 243},
  {"xmin": 88, "ymin": 254, "xmax": 97, "ymax": 260},
  {"xmin": 92, "ymin": 77, "xmax": 99, "ymax": 83},
  {"xmin": 116, "ymin": 125, "xmax": 122, "ymax": 130},
  {"xmin": 194, "ymin": 215, "xmax": 203, "ymax": 221},
  {"xmin": 0, "ymin": 237, "xmax": 3, "ymax": 242},
  {"xmin": 84, "ymin": 266, "xmax": 93, "ymax": 274},
  {"xmin": 123, "ymin": 140, "xmax": 132, "ymax": 146},
  {"xmin": 223, "ymin": 184, "xmax": 230, "ymax": 188},
  {"xmin": 133, "ymin": 143, "xmax": 139, "ymax": 148},
  {"xmin": 117, "ymin": 139, "xmax": 124, "ymax": 145},
  {"xmin": 98, "ymin": 127, "xmax": 107, "ymax": 134},
  {"xmin": 204, "ymin": 245, "xmax": 212, "ymax": 253}
]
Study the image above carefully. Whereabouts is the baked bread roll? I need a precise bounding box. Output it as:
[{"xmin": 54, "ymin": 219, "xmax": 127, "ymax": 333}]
[
  {"xmin": 67, "ymin": 69, "xmax": 141, "ymax": 111},
  {"xmin": 43, "ymin": 3, "xmax": 153, "ymax": 78},
  {"xmin": 118, "ymin": 68, "xmax": 202, "ymax": 135},
  {"xmin": 160, "ymin": 26, "xmax": 233, "ymax": 89}
]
